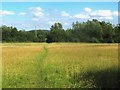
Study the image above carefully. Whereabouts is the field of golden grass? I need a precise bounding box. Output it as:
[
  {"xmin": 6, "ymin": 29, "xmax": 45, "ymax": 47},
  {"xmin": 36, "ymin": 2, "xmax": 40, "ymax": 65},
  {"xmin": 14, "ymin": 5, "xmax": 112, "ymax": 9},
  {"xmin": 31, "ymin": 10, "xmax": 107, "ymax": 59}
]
[
  {"xmin": 2, "ymin": 43, "xmax": 118, "ymax": 88},
  {"xmin": 0, "ymin": 43, "xmax": 2, "ymax": 89},
  {"xmin": 2, "ymin": 43, "xmax": 45, "ymax": 88}
]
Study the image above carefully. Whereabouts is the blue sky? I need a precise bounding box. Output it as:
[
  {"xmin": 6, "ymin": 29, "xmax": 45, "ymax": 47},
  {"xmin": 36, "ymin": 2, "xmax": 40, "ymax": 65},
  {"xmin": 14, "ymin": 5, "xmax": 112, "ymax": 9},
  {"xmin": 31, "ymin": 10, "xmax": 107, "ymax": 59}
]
[
  {"xmin": 0, "ymin": 2, "xmax": 119, "ymax": 30},
  {"xmin": 2, "ymin": 0, "xmax": 119, "ymax": 2}
]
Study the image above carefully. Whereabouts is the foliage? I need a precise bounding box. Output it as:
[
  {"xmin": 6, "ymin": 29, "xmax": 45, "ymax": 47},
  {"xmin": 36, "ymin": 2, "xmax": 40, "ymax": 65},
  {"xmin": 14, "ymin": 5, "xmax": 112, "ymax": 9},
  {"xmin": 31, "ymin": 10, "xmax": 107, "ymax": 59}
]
[
  {"xmin": 1, "ymin": 19, "xmax": 120, "ymax": 43},
  {"xmin": 1, "ymin": 25, "xmax": 49, "ymax": 42}
]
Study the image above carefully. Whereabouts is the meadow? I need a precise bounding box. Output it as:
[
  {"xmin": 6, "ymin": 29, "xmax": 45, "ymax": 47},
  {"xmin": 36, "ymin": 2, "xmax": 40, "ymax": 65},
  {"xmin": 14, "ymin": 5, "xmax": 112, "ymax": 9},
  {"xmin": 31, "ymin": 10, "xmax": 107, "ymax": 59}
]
[{"xmin": 2, "ymin": 43, "xmax": 119, "ymax": 88}]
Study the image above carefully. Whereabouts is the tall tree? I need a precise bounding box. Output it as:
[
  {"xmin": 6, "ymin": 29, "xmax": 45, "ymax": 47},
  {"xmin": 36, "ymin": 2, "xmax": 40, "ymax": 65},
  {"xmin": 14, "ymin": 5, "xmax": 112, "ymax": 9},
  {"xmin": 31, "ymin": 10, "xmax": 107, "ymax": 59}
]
[
  {"xmin": 113, "ymin": 24, "xmax": 120, "ymax": 43},
  {"xmin": 47, "ymin": 22, "xmax": 66, "ymax": 42},
  {"xmin": 100, "ymin": 21, "xmax": 114, "ymax": 43}
]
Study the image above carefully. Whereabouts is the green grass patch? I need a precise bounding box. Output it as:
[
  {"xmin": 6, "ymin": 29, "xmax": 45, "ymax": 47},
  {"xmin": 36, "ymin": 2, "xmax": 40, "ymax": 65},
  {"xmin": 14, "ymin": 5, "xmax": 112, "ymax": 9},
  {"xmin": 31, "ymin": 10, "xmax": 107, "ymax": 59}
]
[{"xmin": 2, "ymin": 43, "xmax": 119, "ymax": 88}]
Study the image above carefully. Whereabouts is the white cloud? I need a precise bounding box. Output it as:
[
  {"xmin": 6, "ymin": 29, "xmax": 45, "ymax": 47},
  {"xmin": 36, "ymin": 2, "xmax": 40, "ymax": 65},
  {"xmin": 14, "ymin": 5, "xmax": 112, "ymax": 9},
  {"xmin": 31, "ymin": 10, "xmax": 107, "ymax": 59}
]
[
  {"xmin": 99, "ymin": 16, "xmax": 113, "ymax": 20},
  {"xmin": 74, "ymin": 9, "xmax": 118, "ymax": 20},
  {"xmin": 64, "ymin": 22, "xmax": 69, "ymax": 25},
  {"xmin": 61, "ymin": 11, "xmax": 70, "ymax": 17},
  {"xmin": 48, "ymin": 21, "xmax": 61, "ymax": 25},
  {"xmin": 19, "ymin": 12, "xmax": 26, "ymax": 15},
  {"xmin": 112, "ymin": 11, "xmax": 119, "ymax": 16},
  {"xmin": 48, "ymin": 21, "xmax": 55, "ymax": 25},
  {"xmin": 0, "ymin": 10, "xmax": 15, "ymax": 16},
  {"xmin": 74, "ymin": 14, "xmax": 90, "ymax": 19},
  {"xmin": 84, "ymin": 7, "xmax": 92, "ymax": 13},
  {"xmin": 29, "ymin": 7, "xmax": 42, "ymax": 11},
  {"xmin": 90, "ymin": 10, "xmax": 112, "ymax": 17},
  {"xmin": 89, "ymin": 9, "xmax": 119, "ymax": 20},
  {"xmin": 32, "ymin": 18, "xmax": 39, "ymax": 21},
  {"xmin": 28, "ymin": 7, "xmax": 44, "ymax": 17}
]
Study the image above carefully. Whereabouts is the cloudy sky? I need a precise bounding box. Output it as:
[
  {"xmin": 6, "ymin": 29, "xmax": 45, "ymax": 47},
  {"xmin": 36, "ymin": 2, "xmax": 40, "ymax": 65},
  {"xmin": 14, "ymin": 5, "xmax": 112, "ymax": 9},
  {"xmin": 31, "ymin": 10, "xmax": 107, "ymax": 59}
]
[{"xmin": 0, "ymin": 2, "xmax": 119, "ymax": 30}]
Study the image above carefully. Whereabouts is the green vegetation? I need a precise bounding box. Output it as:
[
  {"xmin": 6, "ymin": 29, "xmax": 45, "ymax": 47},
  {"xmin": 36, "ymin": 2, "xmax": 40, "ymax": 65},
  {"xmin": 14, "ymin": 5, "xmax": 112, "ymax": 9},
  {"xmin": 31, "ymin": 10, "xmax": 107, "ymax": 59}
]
[
  {"xmin": 1, "ymin": 19, "xmax": 120, "ymax": 43},
  {"xmin": 1, "ymin": 19, "xmax": 119, "ymax": 88},
  {"xmin": 2, "ymin": 43, "xmax": 119, "ymax": 88}
]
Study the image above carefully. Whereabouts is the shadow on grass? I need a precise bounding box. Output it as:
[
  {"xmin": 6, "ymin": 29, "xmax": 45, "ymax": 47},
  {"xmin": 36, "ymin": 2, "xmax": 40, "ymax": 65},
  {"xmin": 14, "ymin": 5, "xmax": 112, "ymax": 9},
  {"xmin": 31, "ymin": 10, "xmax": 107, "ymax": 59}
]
[{"xmin": 70, "ymin": 67, "xmax": 119, "ymax": 88}]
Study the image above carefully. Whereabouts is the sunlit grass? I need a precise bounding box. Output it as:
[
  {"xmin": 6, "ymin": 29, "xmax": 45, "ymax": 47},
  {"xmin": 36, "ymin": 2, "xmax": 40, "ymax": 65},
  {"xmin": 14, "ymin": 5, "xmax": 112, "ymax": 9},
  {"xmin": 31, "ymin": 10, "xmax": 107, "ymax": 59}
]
[
  {"xmin": 2, "ymin": 43, "xmax": 45, "ymax": 88},
  {"xmin": 2, "ymin": 43, "xmax": 118, "ymax": 88},
  {"xmin": 0, "ymin": 43, "xmax": 2, "ymax": 89},
  {"xmin": 41, "ymin": 43, "xmax": 118, "ymax": 88}
]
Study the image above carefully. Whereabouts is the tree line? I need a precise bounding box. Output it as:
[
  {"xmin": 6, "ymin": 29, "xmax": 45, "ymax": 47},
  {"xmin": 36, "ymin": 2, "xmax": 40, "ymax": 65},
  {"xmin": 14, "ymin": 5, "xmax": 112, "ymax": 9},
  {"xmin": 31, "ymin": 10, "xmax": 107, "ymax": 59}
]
[{"xmin": 1, "ymin": 19, "xmax": 120, "ymax": 43}]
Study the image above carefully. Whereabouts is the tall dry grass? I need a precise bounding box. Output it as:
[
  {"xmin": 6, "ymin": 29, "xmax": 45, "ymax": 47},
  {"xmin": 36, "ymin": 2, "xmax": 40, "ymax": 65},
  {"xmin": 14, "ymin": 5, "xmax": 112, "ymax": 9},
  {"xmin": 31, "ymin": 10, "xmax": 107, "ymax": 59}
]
[
  {"xmin": 2, "ymin": 43, "xmax": 118, "ymax": 88},
  {"xmin": 40, "ymin": 43, "xmax": 118, "ymax": 88},
  {"xmin": 2, "ymin": 43, "xmax": 44, "ymax": 88}
]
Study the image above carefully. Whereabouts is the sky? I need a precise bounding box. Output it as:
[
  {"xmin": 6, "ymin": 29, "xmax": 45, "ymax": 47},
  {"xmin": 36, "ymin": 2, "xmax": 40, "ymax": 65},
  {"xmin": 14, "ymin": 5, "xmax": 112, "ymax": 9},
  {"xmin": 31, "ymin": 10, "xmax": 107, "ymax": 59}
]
[
  {"xmin": 0, "ymin": 2, "xmax": 119, "ymax": 30},
  {"xmin": 1, "ymin": 0, "xmax": 120, "ymax": 2}
]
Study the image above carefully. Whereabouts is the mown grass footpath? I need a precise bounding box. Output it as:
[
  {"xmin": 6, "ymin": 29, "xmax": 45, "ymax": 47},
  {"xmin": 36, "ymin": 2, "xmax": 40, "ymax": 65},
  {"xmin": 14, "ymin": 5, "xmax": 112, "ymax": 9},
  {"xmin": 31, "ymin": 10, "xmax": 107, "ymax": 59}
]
[
  {"xmin": 2, "ymin": 43, "xmax": 119, "ymax": 88},
  {"xmin": 2, "ymin": 43, "xmax": 45, "ymax": 88}
]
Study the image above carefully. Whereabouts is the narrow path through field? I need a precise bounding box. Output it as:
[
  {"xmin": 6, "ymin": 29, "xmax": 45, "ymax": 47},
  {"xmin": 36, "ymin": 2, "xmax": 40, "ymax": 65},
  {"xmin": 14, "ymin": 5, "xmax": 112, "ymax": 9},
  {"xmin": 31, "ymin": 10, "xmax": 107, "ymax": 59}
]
[
  {"xmin": 37, "ymin": 44, "xmax": 48, "ymax": 62},
  {"xmin": 2, "ymin": 44, "xmax": 49, "ymax": 88},
  {"xmin": 30, "ymin": 44, "xmax": 49, "ymax": 87},
  {"xmin": 3, "ymin": 43, "xmax": 118, "ymax": 88}
]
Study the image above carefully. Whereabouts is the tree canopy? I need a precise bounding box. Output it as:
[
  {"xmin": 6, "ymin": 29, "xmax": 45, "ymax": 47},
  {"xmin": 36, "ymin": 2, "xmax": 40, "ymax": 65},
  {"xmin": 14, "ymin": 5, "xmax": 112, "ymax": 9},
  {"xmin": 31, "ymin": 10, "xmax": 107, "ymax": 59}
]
[{"xmin": 1, "ymin": 19, "xmax": 120, "ymax": 43}]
